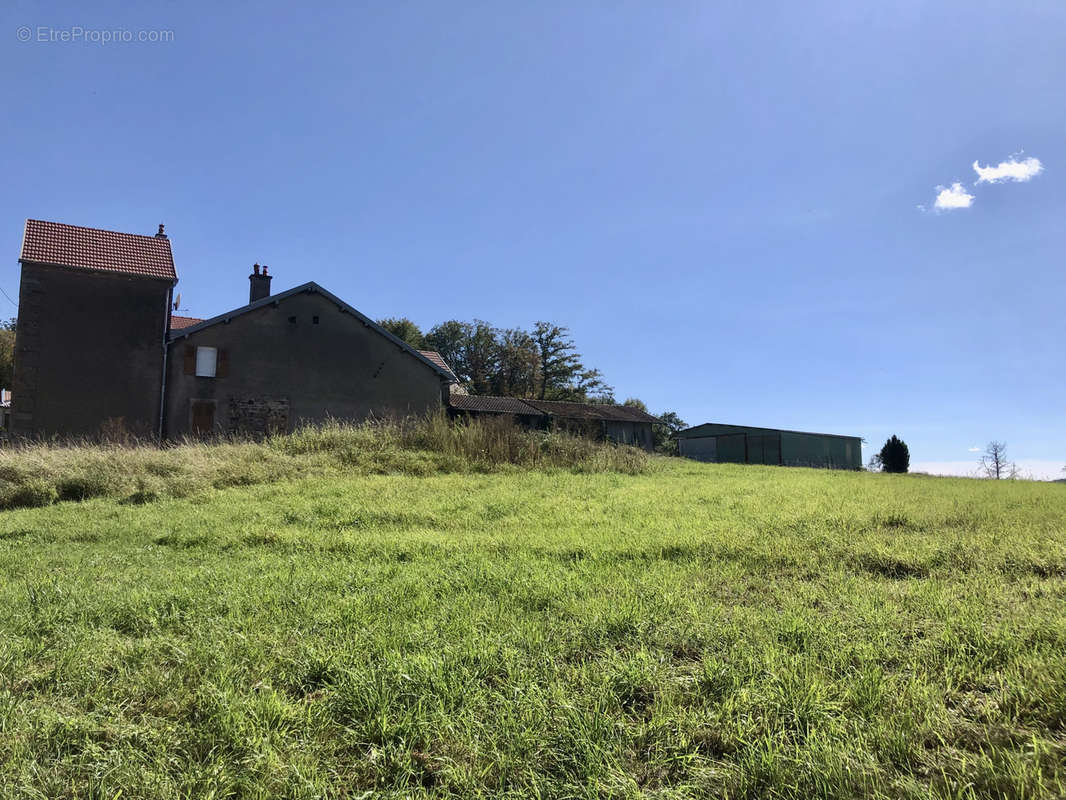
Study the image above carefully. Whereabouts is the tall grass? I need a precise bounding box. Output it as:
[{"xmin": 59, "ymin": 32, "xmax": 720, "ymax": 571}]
[{"xmin": 0, "ymin": 415, "xmax": 649, "ymax": 510}]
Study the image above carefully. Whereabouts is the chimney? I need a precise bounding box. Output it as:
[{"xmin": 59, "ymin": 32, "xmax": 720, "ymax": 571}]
[
  {"xmin": 155, "ymin": 223, "xmax": 167, "ymax": 239},
  {"xmin": 249, "ymin": 263, "xmax": 272, "ymax": 303}
]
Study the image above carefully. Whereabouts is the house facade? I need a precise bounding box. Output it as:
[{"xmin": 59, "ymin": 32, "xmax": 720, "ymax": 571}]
[{"xmin": 164, "ymin": 282, "xmax": 453, "ymax": 437}]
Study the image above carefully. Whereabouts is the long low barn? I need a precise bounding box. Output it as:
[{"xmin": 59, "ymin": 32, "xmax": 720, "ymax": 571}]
[
  {"xmin": 448, "ymin": 394, "xmax": 659, "ymax": 451},
  {"xmin": 675, "ymin": 423, "xmax": 862, "ymax": 469}
]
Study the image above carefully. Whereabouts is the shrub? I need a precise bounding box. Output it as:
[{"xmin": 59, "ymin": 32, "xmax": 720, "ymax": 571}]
[{"xmin": 0, "ymin": 479, "xmax": 58, "ymax": 510}]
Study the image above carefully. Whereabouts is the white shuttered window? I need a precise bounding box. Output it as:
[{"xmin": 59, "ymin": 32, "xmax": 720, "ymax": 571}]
[{"xmin": 195, "ymin": 346, "xmax": 217, "ymax": 378}]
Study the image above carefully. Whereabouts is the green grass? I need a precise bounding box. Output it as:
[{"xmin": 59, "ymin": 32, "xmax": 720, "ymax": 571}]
[
  {"xmin": 1, "ymin": 451, "xmax": 1064, "ymax": 798},
  {"xmin": 0, "ymin": 417, "xmax": 648, "ymax": 511}
]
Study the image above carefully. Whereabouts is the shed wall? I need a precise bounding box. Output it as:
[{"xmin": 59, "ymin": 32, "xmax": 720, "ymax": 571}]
[
  {"xmin": 677, "ymin": 427, "xmax": 862, "ymax": 470},
  {"xmin": 780, "ymin": 432, "xmax": 860, "ymax": 469}
]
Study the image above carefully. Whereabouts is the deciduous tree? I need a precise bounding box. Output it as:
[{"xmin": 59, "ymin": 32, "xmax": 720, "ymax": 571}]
[
  {"xmin": 532, "ymin": 322, "xmax": 612, "ymax": 401},
  {"xmin": 979, "ymin": 441, "xmax": 1018, "ymax": 480},
  {"xmin": 377, "ymin": 317, "xmax": 424, "ymax": 349}
]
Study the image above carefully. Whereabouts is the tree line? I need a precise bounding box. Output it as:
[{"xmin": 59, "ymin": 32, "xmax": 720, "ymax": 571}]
[
  {"xmin": 379, "ymin": 317, "xmax": 613, "ymax": 402},
  {"xmin": 379, "ymin": 316, "xmax": 687, "ymax": 453}
]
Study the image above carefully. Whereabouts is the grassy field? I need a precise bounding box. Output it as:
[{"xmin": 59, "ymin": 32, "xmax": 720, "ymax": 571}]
[{"xmin": 1, "ymin": 438, "xmax": 1064, "ymax": 798}]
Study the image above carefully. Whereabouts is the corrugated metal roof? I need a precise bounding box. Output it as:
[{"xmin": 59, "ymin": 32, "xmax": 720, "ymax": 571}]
[
  {"xmin": 675, "ymin": 422, "xmax": 861, "ymax": 440},
  {"xmin": 20, "ymin": 219, "xmax": 177, "ymax": 281}
]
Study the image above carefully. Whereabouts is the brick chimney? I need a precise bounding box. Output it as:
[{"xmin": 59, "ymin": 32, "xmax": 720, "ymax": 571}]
[{"xmin": 249, "ymin": 263, "xmax": 272, "ymax": 303}]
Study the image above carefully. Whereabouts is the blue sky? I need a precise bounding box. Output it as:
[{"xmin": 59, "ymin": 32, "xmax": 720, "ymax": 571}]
[{"xmin": 2, "ymin": 1, "xmax": 1064, "ymax": 477}]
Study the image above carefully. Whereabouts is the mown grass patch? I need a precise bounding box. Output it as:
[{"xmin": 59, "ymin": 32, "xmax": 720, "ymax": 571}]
[{"xmin": 0, "ymin": 460, "xmax": 1064, "ymax": 797}]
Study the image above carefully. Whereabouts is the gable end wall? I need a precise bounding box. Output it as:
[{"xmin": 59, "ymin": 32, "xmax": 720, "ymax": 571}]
[{"xmin": 164, "ymin": 291, "xmax": 445, "ymax": 437}]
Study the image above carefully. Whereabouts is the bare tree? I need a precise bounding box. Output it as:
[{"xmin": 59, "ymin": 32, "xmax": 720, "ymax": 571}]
[{"xmin": 979, "ymin": 441, "xmax": 1018, "ymax": 480}]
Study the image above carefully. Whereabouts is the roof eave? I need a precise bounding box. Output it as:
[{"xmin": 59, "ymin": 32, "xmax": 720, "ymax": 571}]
[{"xmin": 18, "ymin": 257, "xmax": 178, "ymax": 283}]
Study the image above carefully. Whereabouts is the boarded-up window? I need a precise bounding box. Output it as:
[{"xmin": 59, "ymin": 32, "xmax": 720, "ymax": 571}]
[
  {"xmin": 195, "ymin": 347, "xmax": 217, "ymax": 377},
  {"xmin": 190, "ymin": 400, "xmax": 215, "ymax": 435}
]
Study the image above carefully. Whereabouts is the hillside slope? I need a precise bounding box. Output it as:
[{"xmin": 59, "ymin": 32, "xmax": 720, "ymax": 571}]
[{"xmin": 1, "ymin": 461, "xmax": 1064, "ymax": 798}]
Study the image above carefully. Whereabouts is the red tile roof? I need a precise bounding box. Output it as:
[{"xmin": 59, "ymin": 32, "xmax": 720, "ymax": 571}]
[
  {"xmin": 20, "ymin": 219, "xmax": 177, "ymax": 281},
  {"xmin": 170, "ymin": 315, "xmax": 203, "ymax": 330},
  {"xmin": 418, "ymin": 350, "xmax": 458, "ymax": 381}
]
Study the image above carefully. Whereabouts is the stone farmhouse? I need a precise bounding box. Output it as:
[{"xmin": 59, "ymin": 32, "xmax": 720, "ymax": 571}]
[{"xmin": 10, "ymin": 219, "xmax": 659, "ymax": 448}]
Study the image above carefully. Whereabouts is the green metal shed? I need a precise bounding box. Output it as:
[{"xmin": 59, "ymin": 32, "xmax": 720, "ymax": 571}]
[{"xmin": 675, "ymin": 423, "xmax": 862, "ymax": 470}]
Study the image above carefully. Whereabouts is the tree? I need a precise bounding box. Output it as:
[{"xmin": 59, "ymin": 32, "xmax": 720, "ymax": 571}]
[
  {"xmin": 423, "ymin": 317, "xmax": 613, "ymax": 401},
  {"xmin": 492, "ymin": 328, "xmax": 538, "ymax": 398},
  {"xmin": 879, "ymin": 435, "xmax": 910, "ymax": 473},
  {"xmin": 423, "ymin": 320, "xmax": 468, "ymax": 377},
  {"xmin": 654, "ymin": 410, "xmax": 686, "ymax": 454},
  {"xmin": 377, "ymin": 317, "xmax": 424, "ymax": 349},
  {"xmin": 623, "ymin": 398, "xmax": 686, "ymax": 454},
  {"xmin": 423, "ymin": 320, "xmax": 499, "ymax": 395},
  {"xmin": 531, "ymin": 322, "xmax": 613, "ymax": 401},
  {"xmin": 979, "ymin": 441, "xmax": 1018, "ymax": 480},
  {"xmin": 461, "ymin": 320, "xmax": 501, "ymax": 396},
  {"xmin": 0, "ymin": 318, "xmax": 16, "ymax": 390},
  {"xmin": 866, "ymin": 453, "xmax": 883, "ymax": 472}
]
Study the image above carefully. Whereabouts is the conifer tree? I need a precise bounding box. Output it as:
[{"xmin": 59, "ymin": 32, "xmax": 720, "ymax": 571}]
[{"xmin": 879, "ymin": 435, "xmax": 910, "ymax": 473}]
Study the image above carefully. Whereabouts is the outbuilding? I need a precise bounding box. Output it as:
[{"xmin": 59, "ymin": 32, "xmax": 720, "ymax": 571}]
[
  {"xmin": 675, "ymin": 423, "xmax": 862, "ymax": 469},
  {"xmin": 448, "ymin": 394, "xmax": 659, "ymax": 451}
]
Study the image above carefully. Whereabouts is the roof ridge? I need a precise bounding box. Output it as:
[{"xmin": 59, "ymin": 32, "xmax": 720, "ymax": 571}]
[{"xmin": 25, "ymin": 218, "xmax": 169, "ymax": 242}]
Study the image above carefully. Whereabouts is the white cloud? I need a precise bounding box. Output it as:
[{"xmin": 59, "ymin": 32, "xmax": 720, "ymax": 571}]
[
  {"xmin": 967, "ymin": 446, "xmax": 980, "ymax": 452},
  {"xmin": 973, "ymin": 155, "xmax": 1043, "ymax": 184},
  {"xmin": 932, "ymin": 182, "xmax": 974, "ymax": 210}
]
